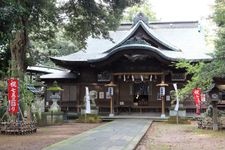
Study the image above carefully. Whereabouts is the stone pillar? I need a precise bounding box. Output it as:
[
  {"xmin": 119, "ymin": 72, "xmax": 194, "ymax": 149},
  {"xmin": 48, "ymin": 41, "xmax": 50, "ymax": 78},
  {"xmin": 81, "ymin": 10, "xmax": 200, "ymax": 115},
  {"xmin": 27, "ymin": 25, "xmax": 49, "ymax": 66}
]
[{"xmin": 212, "ymin": 102, "xmax": 218, "ymax": 131}]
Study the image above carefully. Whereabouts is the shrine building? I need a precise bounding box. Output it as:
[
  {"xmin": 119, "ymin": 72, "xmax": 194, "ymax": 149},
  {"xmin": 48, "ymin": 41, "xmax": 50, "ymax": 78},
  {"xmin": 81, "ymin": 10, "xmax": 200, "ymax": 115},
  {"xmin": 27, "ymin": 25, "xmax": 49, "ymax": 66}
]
[{"xmin": 38, "ymin": 13, "xmax": 211, "ymax": 116}]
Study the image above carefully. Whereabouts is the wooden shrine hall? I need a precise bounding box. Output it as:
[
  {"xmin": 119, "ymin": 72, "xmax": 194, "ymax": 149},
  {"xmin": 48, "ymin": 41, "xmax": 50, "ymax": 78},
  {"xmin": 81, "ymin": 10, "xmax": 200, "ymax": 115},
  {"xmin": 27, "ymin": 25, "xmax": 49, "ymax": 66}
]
[{"xmin": 39, "ymin": 13, "xmax": 211, "ymax": 116}]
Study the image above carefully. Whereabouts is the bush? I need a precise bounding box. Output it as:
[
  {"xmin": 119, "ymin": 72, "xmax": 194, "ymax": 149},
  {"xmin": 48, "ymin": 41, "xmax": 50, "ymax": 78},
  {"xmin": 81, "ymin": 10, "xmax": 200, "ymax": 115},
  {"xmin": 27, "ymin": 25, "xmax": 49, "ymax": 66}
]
[
  {"xmin": 77, "ymin": 114, "xmax": 102, "ymax": 123},
  {"xmin": 0, "ymin": 105, "xmax": 7, "ymax": 119}
]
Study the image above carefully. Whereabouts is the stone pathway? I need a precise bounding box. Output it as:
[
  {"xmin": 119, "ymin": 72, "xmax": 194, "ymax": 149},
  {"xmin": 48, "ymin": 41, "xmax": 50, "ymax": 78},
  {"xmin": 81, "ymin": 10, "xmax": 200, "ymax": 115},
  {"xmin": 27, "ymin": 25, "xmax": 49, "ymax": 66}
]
[{"xmin": 43, "ymin": 119, "xmax": 152, "ymax": 150}]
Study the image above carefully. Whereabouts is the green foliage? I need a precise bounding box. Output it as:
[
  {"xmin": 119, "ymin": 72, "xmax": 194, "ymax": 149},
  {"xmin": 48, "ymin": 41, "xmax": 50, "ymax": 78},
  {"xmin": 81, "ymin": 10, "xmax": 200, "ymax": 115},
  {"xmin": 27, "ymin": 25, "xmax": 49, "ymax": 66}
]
[
  {"xmin": 0, "ymin": 105, "xmax": 7, "ymax": 119},
  {"xmin": 0, "ymin": 0, "xmax": 59, "ymax": 74},
  {"xmin": 173, "ymin": 0, "xmax": 225, "ymax": 100},
  {"xmin": 20, "ymin": 81, "xmax": 34, "ymax": 107},
  {"xmin": 213, "ymin": 0, "xmax": 225, "ymax": 27},
  {"xmin": 77, "ymin": 114, "xmax": 102, "ymax": 123},
  {"xmin": 122, "ymin": 2, "xmax": 156, "ymax": 22},
  {"xmin": 0, "ymin": 0, "xmax": 58, "ymax": 42},
  {"xmin": 0, "ymin": 80, "xmax": 5, "ymax": 90},
  {"xmin": 28, "ymin": 31, "xmax": 79, "ymax": 66},
  {"xmin": 1, "ymin": 0, "xmax": 142, "ymax": 70},
  {"xmin": 61, "ymin": 0, "xmax": 142, "ymax": 48},
  {"xmin": 0, "ymin": 47, "xmax": 10, "ymax": 78},
  {"xmin": 204, "ymin": 0, "xmax": 225, "ymax": 78},
  {"xmin": 174, "ymin": 60, "xmax": 212, "ymax": 98}
]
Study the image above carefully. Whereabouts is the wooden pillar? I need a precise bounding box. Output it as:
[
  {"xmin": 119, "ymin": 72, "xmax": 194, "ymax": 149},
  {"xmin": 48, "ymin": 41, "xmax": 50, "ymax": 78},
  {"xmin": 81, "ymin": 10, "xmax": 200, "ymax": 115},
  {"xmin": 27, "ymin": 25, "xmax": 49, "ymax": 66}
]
[
  {"xmin": 105, "ymin": 81, "xmax": 116, "ymax": 117},
  {"xmin": 77, "ymin": 84, "xmax": 80, "ymax": 113},
  {"xmin": 110, "ymin": 96, "xmax": 114, "ymax": 116},
  {"xmin": 161, "ymin": 95, "xmax": 165, "ymax": 118}
]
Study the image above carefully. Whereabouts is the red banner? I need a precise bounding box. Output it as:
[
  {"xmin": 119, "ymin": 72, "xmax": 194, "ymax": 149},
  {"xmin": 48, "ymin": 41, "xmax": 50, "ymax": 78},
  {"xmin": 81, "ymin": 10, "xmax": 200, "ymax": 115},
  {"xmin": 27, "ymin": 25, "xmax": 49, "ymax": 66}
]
[
  {"xmin": 8, "ymin": 79, "xmax": 19, "ymax": 114},
  {"xmin": 192, "ymin": 88, "xmax": 201, "ymax": 115}
]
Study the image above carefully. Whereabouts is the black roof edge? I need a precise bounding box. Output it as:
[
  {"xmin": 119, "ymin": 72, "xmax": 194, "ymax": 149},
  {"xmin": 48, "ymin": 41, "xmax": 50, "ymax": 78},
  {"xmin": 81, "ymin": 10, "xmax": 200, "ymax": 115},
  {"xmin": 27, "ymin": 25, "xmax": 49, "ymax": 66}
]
[{"xmin": 89, "ymin": 44, "xmax": 177, "ymax": 63}]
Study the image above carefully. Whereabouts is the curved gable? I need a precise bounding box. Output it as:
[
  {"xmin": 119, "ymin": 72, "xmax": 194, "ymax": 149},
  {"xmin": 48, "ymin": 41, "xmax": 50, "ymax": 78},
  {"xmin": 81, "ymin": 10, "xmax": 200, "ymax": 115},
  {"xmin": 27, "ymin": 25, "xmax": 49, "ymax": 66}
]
[
  {"xmin": 89, "ymin": 44, "xmax": 180, "ymax": 65},
  {"xmin": 104, "ymin": 20, "xmax": 181, "ymax": 54}
]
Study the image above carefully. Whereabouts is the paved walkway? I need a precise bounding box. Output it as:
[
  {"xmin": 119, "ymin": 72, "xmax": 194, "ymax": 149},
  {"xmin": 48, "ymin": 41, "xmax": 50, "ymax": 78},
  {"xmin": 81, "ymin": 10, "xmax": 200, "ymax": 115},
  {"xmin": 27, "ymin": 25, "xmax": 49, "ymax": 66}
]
[{"xmin": 43, "ymin": 119, "xmax": 152, "ymax": 150}]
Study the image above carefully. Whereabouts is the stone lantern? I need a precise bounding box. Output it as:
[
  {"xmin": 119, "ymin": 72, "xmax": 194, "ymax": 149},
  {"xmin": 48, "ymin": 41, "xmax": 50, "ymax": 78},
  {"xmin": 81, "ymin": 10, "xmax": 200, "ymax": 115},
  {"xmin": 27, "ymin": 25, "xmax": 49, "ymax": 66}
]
[
  {"xmin": 47, "ymin": 81, "xmax": 63, "ymax": 112},
  {"xmin": 207, "ymin": 84, "xmax": 221, "ymax": 131}
]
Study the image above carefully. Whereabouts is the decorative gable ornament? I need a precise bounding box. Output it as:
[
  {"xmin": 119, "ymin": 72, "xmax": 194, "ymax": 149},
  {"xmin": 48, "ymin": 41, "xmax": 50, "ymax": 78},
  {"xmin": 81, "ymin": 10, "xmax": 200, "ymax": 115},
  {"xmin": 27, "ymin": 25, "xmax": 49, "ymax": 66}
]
[{"xmin": 133, "ymin": 12, "xmax": 149, "ymax": 26}]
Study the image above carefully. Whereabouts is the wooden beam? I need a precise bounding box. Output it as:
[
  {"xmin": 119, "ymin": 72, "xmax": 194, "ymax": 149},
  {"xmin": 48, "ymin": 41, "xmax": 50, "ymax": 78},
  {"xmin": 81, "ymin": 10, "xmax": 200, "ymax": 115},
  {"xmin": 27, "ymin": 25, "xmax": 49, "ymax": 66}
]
[{"xmin": 112, "ymin": 72, "xmax": 164, "ymax": 76}]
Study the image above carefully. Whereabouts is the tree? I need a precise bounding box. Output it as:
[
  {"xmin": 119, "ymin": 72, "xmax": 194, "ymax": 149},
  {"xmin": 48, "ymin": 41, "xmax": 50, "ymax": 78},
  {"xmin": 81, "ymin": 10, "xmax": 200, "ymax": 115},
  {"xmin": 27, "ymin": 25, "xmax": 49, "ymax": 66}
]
[
  {"xmin": 0, "ymin": 0, "xmax": 142, "ymax": 77},
  {"xmin": 197, "ymin": 0, "xmax": 225, "ymax": 80},
  {"xmin": 28, "ymin": 31, "xmax": 79, "ymax": 67},
  {"xmin": 122, "ymin": 2, "xmax": 156, "ymax": 22},
  {"xmin": 174, "ymin": 0, "xmax": 225, "ymax": 96},
  {"xmin": 0, "ymin": 0, "xmax": 58, "ymax": 77},
  {"xmin": 0, "ymin": 47, "xmax": 10, "ymax": 78},
  {"xmin": 175, "ymin": 60, "xmax": 212, "ymax": 97}
]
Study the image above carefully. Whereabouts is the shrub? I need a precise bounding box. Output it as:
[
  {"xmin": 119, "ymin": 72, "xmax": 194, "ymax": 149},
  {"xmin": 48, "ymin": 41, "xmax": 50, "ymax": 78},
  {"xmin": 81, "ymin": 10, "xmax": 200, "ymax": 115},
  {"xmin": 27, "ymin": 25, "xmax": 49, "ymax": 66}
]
[
  {"xmin": 167, "ymin": 116, "xmax": 191, "ymax": 124},
  {"xmin": 77, "ymin": 114, "xmax": 102, "ymax": 123}
]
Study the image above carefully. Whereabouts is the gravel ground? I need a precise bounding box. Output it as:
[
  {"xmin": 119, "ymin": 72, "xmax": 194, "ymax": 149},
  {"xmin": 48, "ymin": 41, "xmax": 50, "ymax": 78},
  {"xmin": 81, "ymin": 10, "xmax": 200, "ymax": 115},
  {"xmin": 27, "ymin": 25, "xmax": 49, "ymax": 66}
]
[
  {"xmin": 0, "ymin": 122, "xmax": 103, "ymax": 150},
  {"xmin": 2, "ymin": 121, "xmax": 225, "ymax": 150},
  {"xmin": 136, "ymin": 121, "xmax": 225, "ymax": 150}
]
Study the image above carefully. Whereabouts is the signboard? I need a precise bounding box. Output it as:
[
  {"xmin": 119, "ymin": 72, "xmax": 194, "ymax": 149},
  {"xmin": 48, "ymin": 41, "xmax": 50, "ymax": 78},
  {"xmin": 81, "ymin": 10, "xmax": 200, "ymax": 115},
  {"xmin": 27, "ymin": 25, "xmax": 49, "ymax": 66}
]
[
  {"xmin": 99, "ymin": 92, "xmax": 104, "ymax": 99},
  {"xmin": 192, "ymin": 88, "xmax": 201, "ymax": 115},
  {"xmin": 97, "ymin": 71, "xmax": 111, "ymax": 82},
  {"xmin": 160, "ymin": 87, "xmax": 165, "ymax": 96},
  {"xmin": 8, "ymin": 78, "xmax": 19, "ymax": 114},
  {"xmin": 108, "ymin": 87, "xmax": 114, "ymax": 96}
]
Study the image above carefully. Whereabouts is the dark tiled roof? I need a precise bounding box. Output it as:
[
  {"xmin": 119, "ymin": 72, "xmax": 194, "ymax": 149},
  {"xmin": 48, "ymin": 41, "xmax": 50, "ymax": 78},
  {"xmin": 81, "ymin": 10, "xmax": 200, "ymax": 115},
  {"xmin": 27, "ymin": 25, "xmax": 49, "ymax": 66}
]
[{"xmin": 51, "ymin": 20, "xmax": 212, "ymax": 63}]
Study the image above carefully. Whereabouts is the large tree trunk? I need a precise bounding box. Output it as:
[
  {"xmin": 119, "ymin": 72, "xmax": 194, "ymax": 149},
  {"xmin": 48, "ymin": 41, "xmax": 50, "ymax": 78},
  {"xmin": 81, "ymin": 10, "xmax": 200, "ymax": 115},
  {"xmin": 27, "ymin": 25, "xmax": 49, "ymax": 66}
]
[{"xmin": 10, "ymin": 29, "xmax": 28, "ymax": 78}]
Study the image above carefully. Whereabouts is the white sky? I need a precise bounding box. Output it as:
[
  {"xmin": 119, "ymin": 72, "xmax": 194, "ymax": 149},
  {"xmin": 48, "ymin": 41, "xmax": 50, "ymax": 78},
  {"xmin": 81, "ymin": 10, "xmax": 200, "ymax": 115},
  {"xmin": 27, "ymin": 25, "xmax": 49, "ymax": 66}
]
[{"xmin": 149, "ymin": 0, "xmax": 215, "ymax": 21}]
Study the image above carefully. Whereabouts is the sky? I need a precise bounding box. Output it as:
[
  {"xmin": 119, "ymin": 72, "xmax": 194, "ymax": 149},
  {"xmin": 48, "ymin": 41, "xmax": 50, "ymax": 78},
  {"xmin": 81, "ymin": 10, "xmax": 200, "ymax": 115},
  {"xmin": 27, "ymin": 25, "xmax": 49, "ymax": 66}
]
[{"xmin": 149, "ymin": 0, "xmax": 215, "ymax": 21}]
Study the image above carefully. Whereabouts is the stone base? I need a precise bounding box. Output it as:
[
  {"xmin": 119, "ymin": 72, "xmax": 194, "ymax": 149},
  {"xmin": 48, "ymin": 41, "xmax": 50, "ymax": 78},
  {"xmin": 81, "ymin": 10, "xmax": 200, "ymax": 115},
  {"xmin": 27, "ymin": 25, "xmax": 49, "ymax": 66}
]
[
  {"xmin": 37, "ymin": 112, "xmax": 64, "ymax": 126},
  {"xmin": 161, "ymin": 114, "xmax": 166, "ymax": 118},
  {"xmin": 213, "ymin": 123, "xmax": 219, "ymax": 131},
  {"xmin": 109, "ymin": 113, "xmax": 114, "ymax": 117},
  {"xmin": 46, "ymin": 114, "xmax": 63, "ymax": 124}
]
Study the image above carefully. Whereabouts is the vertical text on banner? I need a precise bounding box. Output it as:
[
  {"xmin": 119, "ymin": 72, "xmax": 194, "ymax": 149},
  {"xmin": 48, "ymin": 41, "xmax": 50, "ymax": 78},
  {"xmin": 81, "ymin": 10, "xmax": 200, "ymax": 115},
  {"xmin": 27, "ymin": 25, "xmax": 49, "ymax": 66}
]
[{"xmin": 8, "ymin": 78, "xmax": 19, "ymax": 114}]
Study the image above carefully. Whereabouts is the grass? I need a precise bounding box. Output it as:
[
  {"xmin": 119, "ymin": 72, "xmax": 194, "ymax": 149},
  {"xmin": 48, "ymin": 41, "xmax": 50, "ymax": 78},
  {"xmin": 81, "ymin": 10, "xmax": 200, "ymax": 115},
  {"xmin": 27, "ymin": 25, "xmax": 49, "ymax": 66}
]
[{"xmin": 149, "ymin": 144, "xmax": 172, "ymax": 150}]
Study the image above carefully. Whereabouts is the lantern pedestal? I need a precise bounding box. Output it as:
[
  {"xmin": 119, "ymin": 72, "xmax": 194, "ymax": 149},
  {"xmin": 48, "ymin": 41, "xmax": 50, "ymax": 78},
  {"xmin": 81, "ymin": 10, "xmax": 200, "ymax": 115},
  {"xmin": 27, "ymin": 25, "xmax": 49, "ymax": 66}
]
[
  {"xmin": 212, "ymin": 101, "xmax": 219, "ymax": 131},
  {"xmin": 49, "ymin": 94, "xmax": 61, "ymax": 112},
  {"xmin": 160, "ymin": 114, "xmax": 166, "ymax": 118}
]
